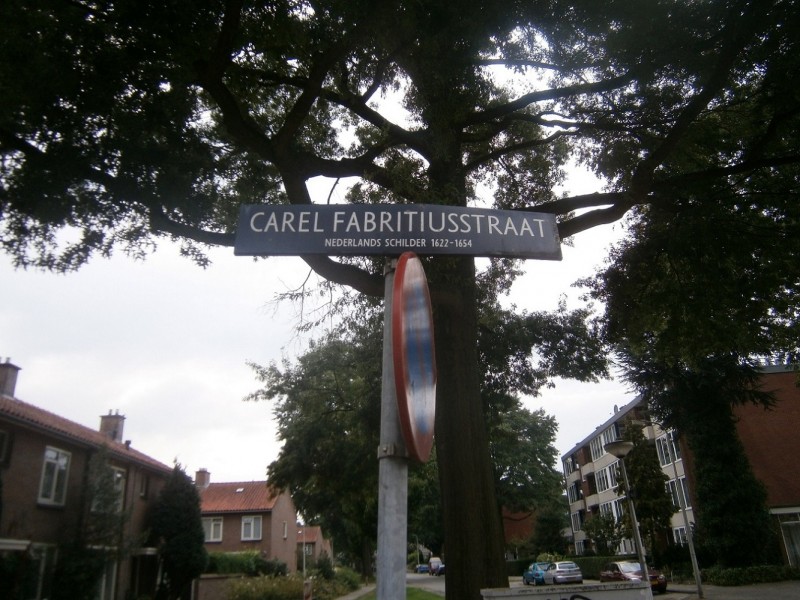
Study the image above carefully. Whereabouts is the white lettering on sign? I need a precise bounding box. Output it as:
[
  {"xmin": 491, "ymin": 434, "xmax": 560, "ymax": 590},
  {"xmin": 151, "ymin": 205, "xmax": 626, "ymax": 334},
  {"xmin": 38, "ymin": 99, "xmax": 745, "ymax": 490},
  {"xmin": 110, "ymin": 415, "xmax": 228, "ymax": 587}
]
[
  {"xmin": 249, "ymin": 211, "xmax": 324, "ymax": 233},
  {"xmin": 253, "ymin": 209, "xmax": 547, "ymax": 237}
]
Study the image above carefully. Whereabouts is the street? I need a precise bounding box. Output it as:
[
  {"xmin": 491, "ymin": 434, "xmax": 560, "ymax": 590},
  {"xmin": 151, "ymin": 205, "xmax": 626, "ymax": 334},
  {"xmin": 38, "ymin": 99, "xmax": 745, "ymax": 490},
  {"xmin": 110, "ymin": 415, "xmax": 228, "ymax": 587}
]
[{"xmin": 403, "ymin": 573, "xmax": 800, "ymax": 600}]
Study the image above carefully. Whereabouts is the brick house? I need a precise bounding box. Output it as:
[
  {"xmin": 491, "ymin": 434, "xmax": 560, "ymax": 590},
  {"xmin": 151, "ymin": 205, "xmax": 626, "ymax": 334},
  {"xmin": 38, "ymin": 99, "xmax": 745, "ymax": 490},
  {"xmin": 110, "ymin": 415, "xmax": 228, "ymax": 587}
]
[
  {"xmin": 297, "ymin": 524, "xmax": 333, "ymax": 568},
  {"xmin": 196, "ymin": 469, "xmax": 298, "ymax": 571},
  {"xmin": 0, "ymin": 360, "xmax": 173, "ymax": 600},
  {"xmin": 562, "ymin": 364, "xmax": 800, "ymax": 567}
]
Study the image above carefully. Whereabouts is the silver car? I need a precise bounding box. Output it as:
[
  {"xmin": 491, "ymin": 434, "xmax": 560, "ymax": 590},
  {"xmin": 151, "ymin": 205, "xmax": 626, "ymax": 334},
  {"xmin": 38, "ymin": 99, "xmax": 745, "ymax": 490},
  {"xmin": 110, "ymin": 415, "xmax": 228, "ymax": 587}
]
[{"xmin": 543, "ymin": 561, "xmax": 583, "ymax": 584}]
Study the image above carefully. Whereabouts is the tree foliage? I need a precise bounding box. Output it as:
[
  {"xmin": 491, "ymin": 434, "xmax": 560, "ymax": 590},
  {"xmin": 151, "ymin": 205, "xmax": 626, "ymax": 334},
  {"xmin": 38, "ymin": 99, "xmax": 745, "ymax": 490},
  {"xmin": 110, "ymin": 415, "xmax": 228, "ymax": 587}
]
[
  {"xmin": 249, "ymin": 316, "xmax": 384, "ymax": 574},
  {"xmin": 50, "ymin": 449, "xmax": 130, "ymax": 600},
  {"xmin": 582, "ymin": 512, "xmax": 623, "ymax": 557},
  {"xmin": 4, "ymin": 1, "xmax": 799, "ymax": 596},
  {"xmin": 617, "ymin": 426, "xmax": 673, "ymax": 558},
  {"xmin": 149, "ymin": 464, "xmax": 208, "ymax": 600},
  {"xmin": 253, "ymin": 300, "xmax": 588, "ymax": 571}
]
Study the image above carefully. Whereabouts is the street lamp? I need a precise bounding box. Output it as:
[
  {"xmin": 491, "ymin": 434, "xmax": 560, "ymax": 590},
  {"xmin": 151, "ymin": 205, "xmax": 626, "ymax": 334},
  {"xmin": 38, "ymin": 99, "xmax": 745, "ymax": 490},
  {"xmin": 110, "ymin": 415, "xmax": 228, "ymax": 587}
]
[
  {"xmin": 604, "ymin": 440, "xmax": 649, "ymax": 588},
  {"xmin": 668, "ymin": 431, "xmax": 703, "ymax": 598}
]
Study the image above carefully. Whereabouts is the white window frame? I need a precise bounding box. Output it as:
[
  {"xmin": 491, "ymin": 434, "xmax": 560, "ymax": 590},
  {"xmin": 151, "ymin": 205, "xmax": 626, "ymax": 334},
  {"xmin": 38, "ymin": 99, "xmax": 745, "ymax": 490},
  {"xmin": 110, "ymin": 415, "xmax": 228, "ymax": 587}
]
[
  {"xmin": 241, "ymin": 515, "xmax": 262, "ymax": 541},
  {"xmin": 38, "ymin": 446, "xmax": 71, "ymax": 505},
  {"xmin": 673, "ymin": 526, "xmax": 688, "ymax": 546},
  {"xmin": 590, "ymin": 436, "xmax": 604, "ymax": 461},
  {"xmin": 667, "ymin": 477, "xmax": 691, "ymax": 509},
  {"xmin": 600, "ymin": 499, "xmax": 624, "ymax": 523},
  {"xmin": 571, "ymin": 511, "xmax": 583, "ymax": 532},
  {"xmin": 202, "ymin": 517, "xmax": 223, "ymax": 542}
]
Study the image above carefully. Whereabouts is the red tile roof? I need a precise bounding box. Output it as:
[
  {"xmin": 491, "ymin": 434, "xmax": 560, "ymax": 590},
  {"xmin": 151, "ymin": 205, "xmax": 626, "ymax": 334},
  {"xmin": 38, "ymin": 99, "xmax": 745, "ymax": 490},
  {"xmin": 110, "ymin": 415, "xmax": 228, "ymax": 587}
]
[
  {"xmin": 297, "ymin": 525, "xmax": 322, "ymax": 543},
  {"xmin": 199, "ymin": 481, "xmax": 281, "ymax": 513},
  {"xmin": 0, "ymin": 396, "xmax": 172, "ymax": 473}
]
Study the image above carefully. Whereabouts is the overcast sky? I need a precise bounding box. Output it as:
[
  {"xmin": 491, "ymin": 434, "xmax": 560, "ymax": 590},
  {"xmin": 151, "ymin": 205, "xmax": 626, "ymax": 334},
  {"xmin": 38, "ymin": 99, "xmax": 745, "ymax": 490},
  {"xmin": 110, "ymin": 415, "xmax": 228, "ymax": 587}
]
[{"xmin": 1, "ymin": 177, "xmax": 635, "ymax": 483}]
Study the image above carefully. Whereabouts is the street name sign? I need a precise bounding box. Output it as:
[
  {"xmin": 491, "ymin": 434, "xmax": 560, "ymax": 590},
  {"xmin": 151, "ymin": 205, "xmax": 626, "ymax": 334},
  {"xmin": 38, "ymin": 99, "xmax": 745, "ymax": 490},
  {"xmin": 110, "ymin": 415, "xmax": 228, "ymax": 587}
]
[{"xmin": 234, "ymin": 203, "xmax": 562, "ymax": 259}]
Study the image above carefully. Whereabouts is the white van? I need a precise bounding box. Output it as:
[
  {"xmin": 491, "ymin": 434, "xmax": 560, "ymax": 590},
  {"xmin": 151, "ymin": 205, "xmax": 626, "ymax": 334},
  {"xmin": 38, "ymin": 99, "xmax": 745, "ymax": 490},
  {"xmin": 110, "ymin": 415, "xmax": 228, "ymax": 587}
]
[{"xmin": 428, "ymin": 556, "xmax": 442, "ymax": 575}]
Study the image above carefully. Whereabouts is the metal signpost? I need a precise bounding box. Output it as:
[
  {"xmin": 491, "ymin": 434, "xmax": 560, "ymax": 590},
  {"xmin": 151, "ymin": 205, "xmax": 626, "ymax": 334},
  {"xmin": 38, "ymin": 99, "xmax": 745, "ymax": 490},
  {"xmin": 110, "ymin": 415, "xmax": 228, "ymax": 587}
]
[{"xmin": 234, "ymin": 203, "xmax": 561, "ymax": 600}]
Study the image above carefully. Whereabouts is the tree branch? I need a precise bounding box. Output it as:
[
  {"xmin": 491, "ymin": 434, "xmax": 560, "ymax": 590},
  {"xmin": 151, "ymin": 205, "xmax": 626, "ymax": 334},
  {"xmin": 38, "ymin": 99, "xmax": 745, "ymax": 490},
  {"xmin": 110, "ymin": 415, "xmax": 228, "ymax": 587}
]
[{"xmin": 301, "ymin": 255, "xmax": 384, "ymax": 297}]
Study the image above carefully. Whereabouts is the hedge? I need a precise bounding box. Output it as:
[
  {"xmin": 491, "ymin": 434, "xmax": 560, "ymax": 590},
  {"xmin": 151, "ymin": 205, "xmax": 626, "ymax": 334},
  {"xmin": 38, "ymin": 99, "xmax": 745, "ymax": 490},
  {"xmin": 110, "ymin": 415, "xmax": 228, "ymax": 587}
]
[{"xmin": 702, "ymin": 565, "xmax": 800, "ymax": 586}]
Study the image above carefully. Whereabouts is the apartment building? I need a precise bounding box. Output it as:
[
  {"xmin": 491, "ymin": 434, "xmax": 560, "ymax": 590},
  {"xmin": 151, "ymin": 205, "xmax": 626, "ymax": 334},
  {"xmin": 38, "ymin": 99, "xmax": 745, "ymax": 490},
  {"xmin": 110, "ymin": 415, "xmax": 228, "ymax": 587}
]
[{"xmin": 561, "ymin": 365, "xmax": 800, "ymax": 567}]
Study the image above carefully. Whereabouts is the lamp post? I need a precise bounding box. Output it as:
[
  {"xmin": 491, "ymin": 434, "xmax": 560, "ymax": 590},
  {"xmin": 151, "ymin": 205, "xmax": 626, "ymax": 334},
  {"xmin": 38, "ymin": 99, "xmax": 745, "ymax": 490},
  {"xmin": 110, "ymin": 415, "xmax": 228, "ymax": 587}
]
[
  {"xmin": 604, "ymin": 440, "xmax": 649, "ymax": 587},
  {"xmin": 668, "ymin": 431, "xmax": 703, "ymax": 598}
]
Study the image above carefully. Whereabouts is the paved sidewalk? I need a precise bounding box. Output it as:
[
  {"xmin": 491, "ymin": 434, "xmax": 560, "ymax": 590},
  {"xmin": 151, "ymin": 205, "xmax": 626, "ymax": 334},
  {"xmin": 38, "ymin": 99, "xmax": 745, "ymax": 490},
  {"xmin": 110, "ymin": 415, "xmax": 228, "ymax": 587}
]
[{"xmin": 666, "ymin": 580, "xmax": 800, "ymax": 599}]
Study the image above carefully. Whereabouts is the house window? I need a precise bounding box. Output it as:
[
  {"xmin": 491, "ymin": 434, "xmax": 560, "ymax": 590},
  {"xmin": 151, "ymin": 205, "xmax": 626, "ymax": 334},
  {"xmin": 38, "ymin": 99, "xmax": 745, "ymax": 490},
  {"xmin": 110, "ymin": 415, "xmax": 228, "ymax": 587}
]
[
  {"xmin": 202, "ymin": 517, "xmax": 223, "ymax": 542},
  {"xmin": 667, "ymin": 477, "xmax": 691, "ymax": 509},
  {"xmin": 673, "ymin": 526, "xmax": 688, "ymax": 546},
  {"xmin": 600, "ymin": 499, "xmax": 624, "ymax": 523},
  {"xmin": 241, "ymin": 516, "xmax": 262, "ymax": 541},
  {"xmin": 283, "ymin": 521, "xmax": 288, "ymax": 539},
  {"xmin": 567, "ymin": 482, "xmax": 582, "ymax": 504},
  {"xmin": 574, "ymin": 540, "xmax": 585, "ymax": 555},
  {"xmin": 571, "ymin": 511, "xmax": 583, "ymax": 532},
  {"xmin": 590, "ymin": 436, "xmax": 604, "ymax": 461},
  {"xmin": 91, "ymin": 466, "xmax": 126, "ymax": 513},
  {"xmin": 39, "ymin": 446, "xmax": 71, "ymax": 505},
  {"xmin": 139, "ymin": 473, "xmax": 150, "ymax": 499},
  {"xmin": 0, "ymin": 429, "xmax": 10, "ymax": 464}
]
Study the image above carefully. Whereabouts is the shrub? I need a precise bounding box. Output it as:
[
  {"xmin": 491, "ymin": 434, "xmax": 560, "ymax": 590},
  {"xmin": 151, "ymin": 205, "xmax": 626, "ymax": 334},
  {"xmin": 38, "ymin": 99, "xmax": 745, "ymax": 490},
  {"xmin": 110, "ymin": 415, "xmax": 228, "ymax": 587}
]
[
  {"xmin": 227, "ymin": 575, "xmax": 304, "ymax": 600},
  {"xmin": 334, "ymin": 566, "xmax": 363, "ymax": 591},
  {"xmin": 315, "ymin": 553, "xmax": 335, "ymax": 580},
  {"xmin": 702, "ymin": 564, "xmax": 800, "ymax": 586},
  {"xmin": 226, "ymin": 572, "xmax": 361, "ymax": 600},
  {"xmin": 208, "ymin": 552, "xmax": 287, "ymax": 577}
]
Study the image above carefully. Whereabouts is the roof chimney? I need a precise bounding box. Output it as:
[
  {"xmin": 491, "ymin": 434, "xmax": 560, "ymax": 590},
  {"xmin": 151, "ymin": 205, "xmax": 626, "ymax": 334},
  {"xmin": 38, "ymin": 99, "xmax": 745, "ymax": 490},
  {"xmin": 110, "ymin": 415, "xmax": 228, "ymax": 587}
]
[
  {"xmin": 195, "ymin": 468, "xmax": 211, "ymax": 488},
  {"xmin": 0, "ymin": 359, "xmax": 21, "ymax": 398},
  {"xmin": 99, "ymin": 410, "xmax": 125, "ymax": 443}
]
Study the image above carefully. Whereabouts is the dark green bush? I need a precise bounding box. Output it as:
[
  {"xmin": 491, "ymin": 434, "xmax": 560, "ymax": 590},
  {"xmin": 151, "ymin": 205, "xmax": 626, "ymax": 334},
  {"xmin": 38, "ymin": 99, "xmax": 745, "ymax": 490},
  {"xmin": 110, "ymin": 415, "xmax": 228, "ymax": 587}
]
[
  {"xmin": 333, "ymin": 566, "xmax": 363, "ymax": 591},
  {"xmin": 703, "ymin": 564, "xmax": 800, "ymax": 586},
  {"xmin": 226, "ymin": 572, "xmax": 361, "ymax": 600},
  {"xmin": 315, "ymin": 553, "xmax": 335, "ymax": 580},
  {"xmin": 207, "ymin": 552, "xmax": 287, "ymax": 577},
  {"xmin": 507, "ymin": 559, "xmax": 531, "ymax": 577}
]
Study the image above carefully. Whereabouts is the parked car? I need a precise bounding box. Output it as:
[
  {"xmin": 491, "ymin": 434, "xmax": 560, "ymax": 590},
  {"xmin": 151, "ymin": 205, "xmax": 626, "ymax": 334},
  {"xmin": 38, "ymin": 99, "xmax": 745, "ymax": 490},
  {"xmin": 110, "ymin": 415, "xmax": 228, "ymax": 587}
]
[
  {"xmin": 522, "ymin": 561, "xmax": 550, "ymax": 585},
  {"xmin": 428, "ymin": 556, "xmax": 442, "ymax": 575},
  {"xmin": 435, "ymin": 563, "xmax": 445, "ymax": 576},
  {"xmin": 415, "ymin": 563, "xmax": 429, "ymax": 573},
  {"xmin": 599, "ymin": 561, "xmax": 668, "ymax": 594},
  {"xmin": 543, "ymin": 561, "xmax": 583, "ymax": 584}
]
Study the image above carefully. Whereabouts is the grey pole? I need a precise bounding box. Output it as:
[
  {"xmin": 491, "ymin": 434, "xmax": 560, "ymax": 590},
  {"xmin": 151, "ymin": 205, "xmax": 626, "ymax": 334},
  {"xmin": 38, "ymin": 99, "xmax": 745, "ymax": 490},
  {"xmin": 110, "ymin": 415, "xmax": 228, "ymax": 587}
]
[
  {"xmin": 377, "ymin": 258, "xmax": 408, "ymax": 600},
  {"xmin": 618, "ymin": 459, "xmax": 649, "ymax": 585},
  {"xmin": 668, "ymin": 431, "xmax": 703, "ymax": 598}
]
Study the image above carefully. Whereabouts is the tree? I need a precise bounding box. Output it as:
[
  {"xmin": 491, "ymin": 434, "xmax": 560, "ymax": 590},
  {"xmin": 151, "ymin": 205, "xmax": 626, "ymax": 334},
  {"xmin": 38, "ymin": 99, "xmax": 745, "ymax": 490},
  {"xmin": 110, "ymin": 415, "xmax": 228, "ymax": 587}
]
[
  {"xmin": 250, "ymin": 318, "xmax": 384, "ymax": 574},
  {"xmin": 619, "ymin": 357, "xmax": 781, "ymax": 567},
  {"xmin": 582, "ymin": 513, "xmax": 622, "ymax": 557},
  {"xmin": 488, "ymin": 403, "xmax": 563, "ymax": 517},
  {"xmin": 255, "ymin": 302, "xmax": 587, "ymax": 572},
  {"xmin": 51, "ymin": 449, "xmax": 130, "ymax": 600},
  {"xmin": 3, "ymin": 2, "xmax": 798, "ymax": 597},
  {"xmin": 149, "ymin": 464, "xmax": 207, "ymax": 600},
  {"xmin": 617, "ymin": 426, "xmax": 673, "ymax": 560},
  {"xmin": 530, "ymin": 501, "xmax": 570, "ymax": 557}
]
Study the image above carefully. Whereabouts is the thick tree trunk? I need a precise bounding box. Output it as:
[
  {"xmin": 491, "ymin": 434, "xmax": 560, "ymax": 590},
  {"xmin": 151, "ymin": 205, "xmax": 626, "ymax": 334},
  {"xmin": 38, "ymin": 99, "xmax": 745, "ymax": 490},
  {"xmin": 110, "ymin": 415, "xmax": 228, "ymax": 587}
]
[{"xmin": 431, "ymin": 256, "xmax": 508, "ymax": 600}]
